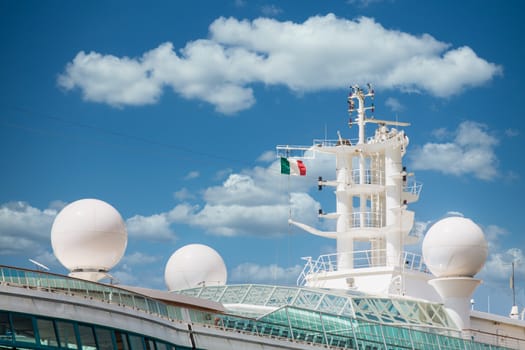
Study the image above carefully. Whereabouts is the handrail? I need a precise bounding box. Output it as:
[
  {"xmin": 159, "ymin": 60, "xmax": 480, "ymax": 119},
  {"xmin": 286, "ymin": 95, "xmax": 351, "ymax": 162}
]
[
  {"xmin": 350, "ymin": 169, "xmax": 384, "ymax": 185},
  {"xmin": 350, "ymin": 211, "xmax": 384, "ymax": 228},
  {"xmin": 0, "ymin": 265, "xmax": 178, "ymax": 320},
  {"xmin": 297, "ymin": 250, "xmax": 430, "ymax": 286}
]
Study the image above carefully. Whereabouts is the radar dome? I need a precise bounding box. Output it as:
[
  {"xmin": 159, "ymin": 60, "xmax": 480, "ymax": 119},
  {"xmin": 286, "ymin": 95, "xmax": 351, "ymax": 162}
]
[
  {"xmin": 165, "ymin": 244, "xmax": 227, "ymax": 291},
  {"xmin": 422, "ymin": 216, "xmax": 487, "ymax": 278},
  {"xmin": 51, "ymin": 199, "xmax": 127, "ymax": 273}
]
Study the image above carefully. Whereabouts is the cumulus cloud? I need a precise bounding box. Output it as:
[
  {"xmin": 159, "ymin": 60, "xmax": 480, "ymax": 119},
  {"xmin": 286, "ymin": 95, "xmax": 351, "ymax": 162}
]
[
  {"xmin": 257, "ymin": 150, "xmax": 276, "ymax": 162},
  {"xmin": 112, "ymin": 252, "xmax": 166, "ymax": 287},
  {"xmin": 58, "ymin": 14, "xmax": 501, "ymax": 114},
  {"xmin": 122, "ymin": 251, "xmax": 161, "ymax": 266},
  {"xmin": 126, "ymin": 213, "xmax": 176, "ymax": 241},
  {"xmin": 58, "ymin": 51, "xmax": 162, "ymax": 107},
  {"xmin": 173, "ymin": 187, "xmax": 196, "ymax": 201},
  {"xmin": 134, "ymin": 154, "xmax": 335, "ymax": 238},
  {"xmin": 230, "ymin": 262, "xmax": 302, "ymax": 285},
  {"xmin": 480, "ymin": 248, "xmax": 524, "ymax": 287},
  {"xmin": 409, "ymin": 121, "xmax": 499, "ymax": 180},
  {"xmin": 0, "ymin": 201, "xmax": 57, "ymax": 256}
]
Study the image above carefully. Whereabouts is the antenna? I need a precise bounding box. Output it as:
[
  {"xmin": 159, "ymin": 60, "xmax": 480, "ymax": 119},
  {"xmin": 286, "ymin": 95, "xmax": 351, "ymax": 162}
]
[
  {"xmin": 29, "ymin": 258, "xmax": 50, "ymax": 271},
  {"xmin": 509, "ymin": 259, "xmax": 520, "ymax": 319}
]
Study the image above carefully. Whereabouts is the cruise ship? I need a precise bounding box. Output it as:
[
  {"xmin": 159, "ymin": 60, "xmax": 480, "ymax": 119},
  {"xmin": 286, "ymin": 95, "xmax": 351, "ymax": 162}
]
[{"xmin": 1, "ymin": 85, "xmax": 524, "ymax": 350}]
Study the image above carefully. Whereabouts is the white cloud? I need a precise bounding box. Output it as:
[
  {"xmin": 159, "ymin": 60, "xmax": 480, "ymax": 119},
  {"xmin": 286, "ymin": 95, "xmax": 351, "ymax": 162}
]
[
  {"xmin": 214, "ymin": 168, "xmax": 233, "ymax": 181},
  {"xmin": 505, "ymin": 128, "xmax": 520, "ymax": 137},
  {"xmin": 431, "ymin": 127, "xmax": 449, "ymax": 139},
  {"xmin": 126, "ymin": 213, "xmax": 176, "ymax": 241},
  {"xmin": 234, "ymin": 0, "xmax": 246, "ymax": 7},
  {"xmin": 58, "ymin": 51, "xmax": 162, "ymax": 107},
  {"xmin": 0, "ymin": 201, "xmax": 57, "ymax": 256},
  {"xmin": 484, "ymin": 224, "xmax": 508, "ymax": 250},
  {"xmin": 230, "ymin": 262, "xmax": 302, "ymax": 284},
  {"xmin": 138, "ymin": 155, "xmax": 332, "ymax": 237},
  {"xmin": 385, "ymin": 97, "xmax": 404, "ymax": 112},
  {"xmin": 383, "ymin": 46, "xmax": 501, "ymax": 97},
  {"xmin": 113, "ymin": 252, "xmax": 166, "ymax": 287},
  {"xmin": 257, "ymin": 150, "xmax": 276, "ymax": 162},
  {"xmin": 260, "ymin": 5, "xmax": 283, "ymax": 16},
  {"xmin": 346, "ymin": 0, "xmax": 385, "ymax": 7},
  {"xmin": 409, "ymin": 121, "xmax": 499, "ymax": 180},
  {"xmin": 184, "ymin": 171, "xmax": 200, "ymax": 180},
  {"xmin": 58, "ymin": 15, "xmax": 501, "ymax": 114},
  {"xmin": 173, "ymin": 188, "xmax": 196, "ymax": 201},
  {"xmin": 480, "ymin": 248, "xmax": 524, "ymax": 287},
  {"xmin": 122, "ymin": 251, "xmax": 161, "ymax": 266},
  {"xmin": 203, "ymin": 173, "xmax": 283, "ymax": 206}
]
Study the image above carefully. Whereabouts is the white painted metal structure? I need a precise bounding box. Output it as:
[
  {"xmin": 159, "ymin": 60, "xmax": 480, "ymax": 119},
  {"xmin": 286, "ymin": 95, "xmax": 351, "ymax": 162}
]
[{"xmin": 277, "ymin": 85, "xmax": 432, "ymax": 299}]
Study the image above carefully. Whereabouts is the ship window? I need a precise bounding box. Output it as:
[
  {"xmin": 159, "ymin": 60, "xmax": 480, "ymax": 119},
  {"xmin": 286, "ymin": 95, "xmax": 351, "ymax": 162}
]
[
  {"xmin": 144, "ymin": 338, "xmax": 155, "ymax": 350},
  {"xmin": 154, "ymin": 341, "xmax": 170, "ymax": 350},
  {"xmin": 128, "ymin": 334, "xmax": 144, "ymax": 350},
  {"xmin": 0, "ymin": 311, "xmax": 12, "ymax": 343},
  {"xmin": 56, "ymin": 321, "xmax": 79, "ymax": 349},
  {"xmin": 94, "ymin": 327, "xmax": 114, "ymax": 350},
  {"xmin": 11, "ymin": 313, "xmax": 36, "ymax": 344},
  {"xmin": 37, "ymin": 318, "xmax": 58, "ymax": 347},
  {"xmin": 115, "ymin": 331, "xmax": 130, "ymax": 350},
  {"xmin": 78, "ymin": 325, "xmax": 97, "ymax": 350}
]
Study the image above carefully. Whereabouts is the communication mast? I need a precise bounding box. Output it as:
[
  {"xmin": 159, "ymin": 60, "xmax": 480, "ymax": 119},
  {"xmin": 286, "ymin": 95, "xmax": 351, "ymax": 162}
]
[{"xmin": 277, "ymin": 85, "xmax": 427, "ymax": 297}]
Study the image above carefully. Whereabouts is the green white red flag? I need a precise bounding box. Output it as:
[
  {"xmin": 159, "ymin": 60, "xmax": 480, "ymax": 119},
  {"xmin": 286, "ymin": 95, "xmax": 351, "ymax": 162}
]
[{"xmin": 280, "ymin": 157, "xmax": 306, "ymax": 176}]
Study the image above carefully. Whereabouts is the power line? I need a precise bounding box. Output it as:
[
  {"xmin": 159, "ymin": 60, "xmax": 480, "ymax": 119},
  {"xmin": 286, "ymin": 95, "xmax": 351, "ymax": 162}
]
[{"xmin": 1, "ymin": 104, "xmax": 257, "ymax": 168}]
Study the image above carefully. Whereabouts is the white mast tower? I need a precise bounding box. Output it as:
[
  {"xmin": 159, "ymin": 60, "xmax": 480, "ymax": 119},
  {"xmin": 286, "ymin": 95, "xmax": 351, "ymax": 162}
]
[{"xmin": 279, "ymin": 85, "xmax": 437, "ymax": 299}]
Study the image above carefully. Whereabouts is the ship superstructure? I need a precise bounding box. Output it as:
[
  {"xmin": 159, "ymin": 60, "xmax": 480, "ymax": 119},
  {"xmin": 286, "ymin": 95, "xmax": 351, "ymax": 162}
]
[{"xmin": 277, "ymin": 85, "xmax": 435, "ymax": 300}]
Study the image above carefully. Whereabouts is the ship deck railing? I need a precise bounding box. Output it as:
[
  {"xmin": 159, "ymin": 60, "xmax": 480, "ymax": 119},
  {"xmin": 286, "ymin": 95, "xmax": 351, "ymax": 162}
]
[{"xmin": 297, "ymin": 250, "xmax": 430, "ymax": 286}]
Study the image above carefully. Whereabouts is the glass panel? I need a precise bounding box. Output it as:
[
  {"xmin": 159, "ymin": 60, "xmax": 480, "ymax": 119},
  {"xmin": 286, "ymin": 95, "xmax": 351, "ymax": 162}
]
[
  {"xmin": 128, "ymin": 335, "xmax": 144, "ymax": 350},
  {"xmin": 133, "ymin": 296, "xmax": 147, "ymax": 310},
  {"xmin": 0, "ymin": 311, "xmax": 13, "ymax": 343},
  {"xmin": 78, "ymin": 325, "xmax": 96, "ymax": 350},
  {"xmin": 115, "ymin": 331, "xmax": 129, "ymax": 350},
  {"xmin": 11, "ymin": 313, "xmax": 36, "ymax": 344},
  {"xmin": 144, "ymin": 338, "xmax": 155, "ymax": 350},
  {"xmin": 56, "ymin": 321, "xmax": 78, "ymax": 349},
  {"xmin": 37, "ymin": 318, "xmax": 58, "ymax": 347},
  {"xmin": 154, "ymin": 341, "xmax": 168, "ymax": 350},
  {"xmin": 95, "ymin": 328, "xmax": 114, "ymax": 350}
]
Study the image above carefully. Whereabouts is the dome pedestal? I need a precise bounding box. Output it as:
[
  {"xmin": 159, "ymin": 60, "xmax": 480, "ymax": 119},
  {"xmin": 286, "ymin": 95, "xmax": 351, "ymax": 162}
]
[
  {"xmin": 69, "ymin": 269, "xmax": 112, "ymax": 282},
  {"xmin": 429, "ymin": 277, "xmax": 481, "ymax": 330}
]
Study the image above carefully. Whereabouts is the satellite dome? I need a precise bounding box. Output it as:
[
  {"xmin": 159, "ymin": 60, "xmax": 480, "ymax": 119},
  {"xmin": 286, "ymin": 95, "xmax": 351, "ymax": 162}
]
[
  {"xmin": 422, "ymin": 216, "xmax": 487, "ymax": 278},
  {"xmin": 165, "ymin": 244, "xmax": 227, "ymax": 291},
  {"xmin": 51, "ymin": 199, "xmax": 127, "ymax": 273}
]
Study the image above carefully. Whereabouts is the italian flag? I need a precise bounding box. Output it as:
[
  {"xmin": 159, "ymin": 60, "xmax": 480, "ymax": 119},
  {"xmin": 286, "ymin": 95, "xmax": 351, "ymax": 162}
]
[{"xmin": 280, "ymin": 157, "xmax": 306, "ymax": 176}]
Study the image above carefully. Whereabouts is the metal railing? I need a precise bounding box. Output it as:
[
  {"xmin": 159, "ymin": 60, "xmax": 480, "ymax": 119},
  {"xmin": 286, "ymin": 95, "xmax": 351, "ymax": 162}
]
[
  {"xmin": 349, "ymin": 211, "xmax": 384, "ymax": 228},
  {"xmin": 350, "ymin": 169, "xmax": 384, "ymax": 185},
  {"xmin": 0, "ymin": 266, "xmax": 180, "ymax": 321},
  {"xmin": 404, "ymin": 178, "xmax": 423, "ymax": 197},
  {"xmin": 297, "ymin": 250, "xmax": 430, "ymax": 286}
]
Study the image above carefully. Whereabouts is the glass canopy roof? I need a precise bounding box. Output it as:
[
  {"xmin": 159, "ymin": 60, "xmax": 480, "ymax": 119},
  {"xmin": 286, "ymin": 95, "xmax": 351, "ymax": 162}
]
[{"xmin": 177, "ymin": 284, "xmax": 456, "ymax": 330}]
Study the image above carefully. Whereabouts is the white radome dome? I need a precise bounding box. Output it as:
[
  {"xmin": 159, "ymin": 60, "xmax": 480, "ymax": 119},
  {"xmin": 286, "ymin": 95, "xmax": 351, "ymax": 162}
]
[
  {"xmin": 422, "ymin": 216, "xmax": 487, "ymax": 278},
  {"xmin": 165, "ymin": 244, "xmax": 227, "ymax": 291},
  {"xmin": 51, "ymin": 198, "xmax": 127, "ymax": 272}
]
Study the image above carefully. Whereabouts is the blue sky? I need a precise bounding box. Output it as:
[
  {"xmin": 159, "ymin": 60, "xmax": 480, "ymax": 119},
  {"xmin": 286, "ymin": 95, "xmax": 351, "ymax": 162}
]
[{"xmin": 1, "ymin": 0, "xmax": 524, "ymax": 316}]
